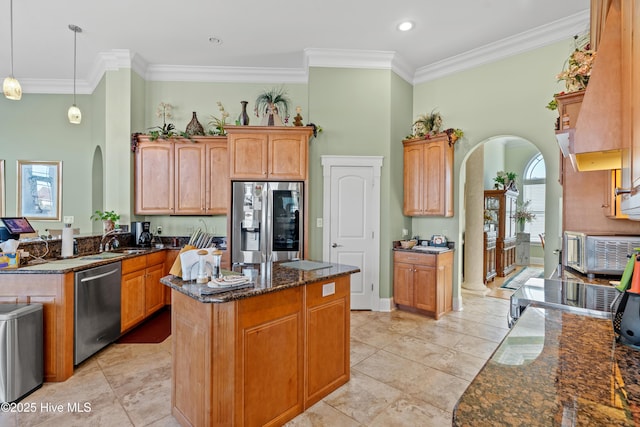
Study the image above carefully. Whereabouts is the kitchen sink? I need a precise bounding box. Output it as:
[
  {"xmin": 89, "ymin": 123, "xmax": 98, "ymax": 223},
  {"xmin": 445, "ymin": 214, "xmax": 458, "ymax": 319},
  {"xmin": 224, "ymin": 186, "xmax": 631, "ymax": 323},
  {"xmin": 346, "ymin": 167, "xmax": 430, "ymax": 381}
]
[
  {"xmin": 110, "ymin": 248, "xmax": 149, "ymax": 254},
  {"xmin": 80, "ymin": 252, "xmax": 124, "ymax": 260}
]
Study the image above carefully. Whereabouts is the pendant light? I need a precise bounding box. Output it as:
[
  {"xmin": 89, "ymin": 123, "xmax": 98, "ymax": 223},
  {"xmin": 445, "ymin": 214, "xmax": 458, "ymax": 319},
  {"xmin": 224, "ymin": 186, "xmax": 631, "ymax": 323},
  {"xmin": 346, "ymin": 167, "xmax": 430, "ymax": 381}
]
[
  {"xmin": 3, "ymin": 0, "xmax": 22, "ymax": 100},
  {"xmin": 67, "ymin": 24, "xmax": 82, "ymax": 124}
]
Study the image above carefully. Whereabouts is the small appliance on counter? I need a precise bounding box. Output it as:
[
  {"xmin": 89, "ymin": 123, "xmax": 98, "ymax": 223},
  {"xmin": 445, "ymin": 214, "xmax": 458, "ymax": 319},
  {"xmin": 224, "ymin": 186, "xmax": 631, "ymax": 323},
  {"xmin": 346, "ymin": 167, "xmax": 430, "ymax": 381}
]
[{"xmin": 131, "ymin": 221, "xmax": 153, "ymax": 247}]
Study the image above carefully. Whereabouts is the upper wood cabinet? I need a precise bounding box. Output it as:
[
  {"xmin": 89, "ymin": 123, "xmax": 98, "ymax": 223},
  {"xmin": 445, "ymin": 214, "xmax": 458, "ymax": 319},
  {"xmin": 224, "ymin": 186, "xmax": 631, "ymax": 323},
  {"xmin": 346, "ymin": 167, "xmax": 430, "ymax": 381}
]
[
  {"xmin": 134, "ymin": 139, "xmax": 175, "ymax": 214},
  {"xmin": 134, "ymin": 135, "xmax": 228, "ymax": 215},
  {"xmin": 403, "ymin": 134, "xmax": 454, "ymax": 217},
  {"xmin": 226, "ymin": 126, "xmax": 312, "ymax": 180}
]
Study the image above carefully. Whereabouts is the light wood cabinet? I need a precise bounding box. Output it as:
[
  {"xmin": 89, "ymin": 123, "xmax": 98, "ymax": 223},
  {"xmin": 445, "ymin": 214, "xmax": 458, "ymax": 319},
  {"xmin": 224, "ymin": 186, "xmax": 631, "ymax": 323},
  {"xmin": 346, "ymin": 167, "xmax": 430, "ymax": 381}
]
[
  {"xmin": 134, "ymin": 136, "xmax": 228, "ymax": 215},
  {"xmin": 121, "ymin": 252, "xmax": 167, "ymax": 332},
  {"xmin": 304, "ymin": 276, "xmax": 350, "ymax": 408},
  {"xmin": 484, "ymin": 231, "xmax": 497, "ymax": 283},
  {"xmin": 484, "ymin": 190, "xmax": 517, "ymax": 277},
  {"xmin": 0, "ymin": 273, "xmax": 74, "ymax": 382},
  {"xmin": 134, "ymin": 140, "xmax": 175, "ymax": 214},
  {"xmin": 236, "ymin": 287, "xmax": 304, "ymax": 426},
  {"xmin": 393, "ymin": 250, "xmax": 453, "ymax": 319},
  {"xmin": 226, "ymin": 126, "xmax": 312, "ymax": 180},
  {"xmin": 403, "ymin": 134, "xmax": 454, "ymax": 217},
  {"xmin": 174, "ymin": 142, "xmax": 206, "ymax": 214},
  {"xmin": 621, "ymin": 0, "xmax": 640, "ymax": 216}
]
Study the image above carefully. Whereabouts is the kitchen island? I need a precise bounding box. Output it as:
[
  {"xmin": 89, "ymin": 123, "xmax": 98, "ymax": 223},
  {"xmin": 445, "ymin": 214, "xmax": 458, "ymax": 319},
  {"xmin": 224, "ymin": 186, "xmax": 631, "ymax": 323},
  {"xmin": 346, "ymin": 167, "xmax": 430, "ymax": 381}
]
[
  {"xmin": 453, "ymin": 306, "xmax": 639, "ymax": 426},
  {"xmin": 160, "ymin": 260, "xmax": 360, "ymax": 427}
]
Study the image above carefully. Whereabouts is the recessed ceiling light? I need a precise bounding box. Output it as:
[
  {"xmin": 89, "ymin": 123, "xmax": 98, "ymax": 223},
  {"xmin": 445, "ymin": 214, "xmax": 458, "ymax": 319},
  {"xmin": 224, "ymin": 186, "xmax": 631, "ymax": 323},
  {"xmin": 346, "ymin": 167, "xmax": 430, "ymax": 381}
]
[
  {"xmin": 208, "ymin": 37, "xmax": 223, "ymax": 45},
  {"xmin": 398, "ymin": 21, "xmax": 413, "ymax": 32}
]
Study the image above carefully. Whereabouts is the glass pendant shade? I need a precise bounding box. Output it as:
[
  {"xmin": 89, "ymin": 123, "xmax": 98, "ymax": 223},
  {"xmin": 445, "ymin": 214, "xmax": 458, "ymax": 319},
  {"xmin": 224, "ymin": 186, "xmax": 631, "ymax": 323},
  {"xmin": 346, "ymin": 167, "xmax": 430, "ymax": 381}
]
[
  {"xmin": 68, "ymin": 104, "xmax": 81, "ymax": 124},
  {"xmin": 3, "ymin": 76, "xmax": 22, "ymax": 100}
]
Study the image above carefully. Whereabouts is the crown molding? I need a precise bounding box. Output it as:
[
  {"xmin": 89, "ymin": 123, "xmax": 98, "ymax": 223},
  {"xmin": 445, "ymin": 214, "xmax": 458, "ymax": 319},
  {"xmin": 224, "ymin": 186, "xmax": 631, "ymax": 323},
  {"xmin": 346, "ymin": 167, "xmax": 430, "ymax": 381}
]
[
  {"xmin": 143, "ymin": 64, "xmax": 307, "ymax": 84},
  {"xmin": 304, "ymin": 48, "xmax": 413, "ymax": 83},
  {"xmin": 413, "ymin": 10, "xmax": 590, "ymax": 84}
]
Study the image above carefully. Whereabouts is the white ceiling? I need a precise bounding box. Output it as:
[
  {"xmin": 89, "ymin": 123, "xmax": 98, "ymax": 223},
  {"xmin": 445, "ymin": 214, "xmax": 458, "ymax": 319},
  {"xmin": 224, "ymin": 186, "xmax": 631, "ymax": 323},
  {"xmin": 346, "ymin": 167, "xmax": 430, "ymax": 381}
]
[{"xmin": 2, "ymin": 0, "xmax": 590, "ymax": 93}]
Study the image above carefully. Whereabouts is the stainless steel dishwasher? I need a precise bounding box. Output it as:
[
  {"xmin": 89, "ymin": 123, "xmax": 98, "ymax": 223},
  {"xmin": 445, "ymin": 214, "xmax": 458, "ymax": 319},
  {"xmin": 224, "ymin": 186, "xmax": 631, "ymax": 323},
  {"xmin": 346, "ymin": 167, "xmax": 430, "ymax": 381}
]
[{"xmin": 74, "ymin": 261, "xmax": 122, "ymax": 365}]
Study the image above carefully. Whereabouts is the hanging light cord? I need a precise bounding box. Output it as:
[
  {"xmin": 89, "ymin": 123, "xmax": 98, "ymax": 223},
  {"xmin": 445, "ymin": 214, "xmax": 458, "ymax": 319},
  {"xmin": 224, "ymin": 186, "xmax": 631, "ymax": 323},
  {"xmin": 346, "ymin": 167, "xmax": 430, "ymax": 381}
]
[
  {"xmin": 72, "ymin": 25, "xmax": 77, "ymax": 105},
  {"xmin": 9, "ymin": 0, "xmax": 14, "ymax": 77}
]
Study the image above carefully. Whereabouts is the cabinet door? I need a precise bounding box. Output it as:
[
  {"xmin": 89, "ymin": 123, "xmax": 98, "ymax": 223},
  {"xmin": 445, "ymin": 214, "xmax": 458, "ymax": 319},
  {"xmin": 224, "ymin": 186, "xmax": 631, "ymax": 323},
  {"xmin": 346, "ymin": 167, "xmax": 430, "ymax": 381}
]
[
  {"xmin": 393, "ymin": 262, "xmax": 414, "ymax": 306},
  {"xmin": 121, "ymin": 269, "xmax": 146, "ymax": 332},
  {"xmin": 228, "ymin": 133, "xmax": 268, "ymax": 179},
  {"xmin": 423, "ymin": 142, "xmax": 446, "ymax": 216},
  {"xmin": 236, "ymin": 287, "xmax": 303, "ymax": 426},
  {"xmin": 135, "ymin": 141, "xmax": 174, "ymax": 214},
  {"xmin": 206, "ymin": 141, "xmax": 229, "ymax": 214},
  {"xmin": 175, "ymin": 143, "xmax": 206, "ymax": 214},
  {"xmin": 268, "ymin": 133, "xmax": 308, "ymax": 180},
  {"xmin": 414, "ymin": 265, "xmax": 437, "ymax": 312},
  {"xmin": 403, "ymin": 144, "xmax": 423, "ymax": 215},
  {"xmin": 145, "ymin": 263, "xmax": 165, "ymax": 316},
  {"xmin": 304, "ymin": 277, "xmax": 350, "ymax": 408}
]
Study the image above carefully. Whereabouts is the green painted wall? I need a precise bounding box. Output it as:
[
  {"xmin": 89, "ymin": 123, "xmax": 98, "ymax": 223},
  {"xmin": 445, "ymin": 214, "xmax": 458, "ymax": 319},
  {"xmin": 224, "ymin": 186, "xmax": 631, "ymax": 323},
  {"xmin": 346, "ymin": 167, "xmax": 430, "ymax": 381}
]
[
  {"xmin": 307, "ymin": 67, "xmax": 411, "ymax": 299},
  {"xmin": 0, "ymin": 92, "xmax": 95, "ymax": 234}
]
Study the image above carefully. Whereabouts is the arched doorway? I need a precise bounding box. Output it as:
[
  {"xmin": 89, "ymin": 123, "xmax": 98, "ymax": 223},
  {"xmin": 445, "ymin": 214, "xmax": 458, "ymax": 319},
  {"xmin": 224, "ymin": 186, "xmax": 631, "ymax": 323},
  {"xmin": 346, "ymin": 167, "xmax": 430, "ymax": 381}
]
[{"xmin": 460, "ymin": 135, "xmax": 546, "ymax": 299}]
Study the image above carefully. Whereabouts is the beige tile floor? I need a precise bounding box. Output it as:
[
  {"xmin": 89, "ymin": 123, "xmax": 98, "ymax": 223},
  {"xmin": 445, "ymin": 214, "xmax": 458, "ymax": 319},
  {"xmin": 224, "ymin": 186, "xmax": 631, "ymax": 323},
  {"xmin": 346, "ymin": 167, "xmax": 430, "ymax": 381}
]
[{"xmin": 2, "ymin": 291, "xmax": 510, "ymax": 427}]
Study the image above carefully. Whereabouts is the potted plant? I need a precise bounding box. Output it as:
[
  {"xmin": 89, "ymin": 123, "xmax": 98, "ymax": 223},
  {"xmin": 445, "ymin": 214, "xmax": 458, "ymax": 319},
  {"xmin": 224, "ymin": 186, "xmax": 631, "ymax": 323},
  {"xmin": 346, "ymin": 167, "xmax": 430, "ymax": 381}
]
[
  {"xmin": 90, "ymin": 210, "xmax": 120, "ymax": 233},
  {"xmin": 255, "ymin": 86, "xmax": 291, "ymax": 126},
  {"xmin": 513, "ymin": 200, "xmax": 536, "ymax": 232},
  {"xmin": 148, "ymin": 102, "xmax": 176, "ymax": 140},
  {"xmin": 493, "ymin": 171, "xmax": 517, "ymax": 191}
]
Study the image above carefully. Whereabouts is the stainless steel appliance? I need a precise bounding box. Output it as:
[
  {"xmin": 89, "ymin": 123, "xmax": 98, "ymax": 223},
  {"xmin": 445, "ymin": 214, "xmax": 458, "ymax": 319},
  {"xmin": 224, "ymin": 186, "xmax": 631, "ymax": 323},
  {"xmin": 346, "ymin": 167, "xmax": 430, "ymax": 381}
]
[
  {"xmin": 563, "ymin": 231, "xmax": 640, "ymax": 275},
  {"xmin": 231, "ymin": 181, "xmax": 303, "ymax": 265},
  {"xmin": 131, "ymin": 221, "xmax": 152, "ymax": 247},
  {"xmin": 0, "ymin": 303, "xmax": 43, "ymax": 402},
  {"xmin": 74, "ymin": 262, "xmax": 122, "ymax": 365}
]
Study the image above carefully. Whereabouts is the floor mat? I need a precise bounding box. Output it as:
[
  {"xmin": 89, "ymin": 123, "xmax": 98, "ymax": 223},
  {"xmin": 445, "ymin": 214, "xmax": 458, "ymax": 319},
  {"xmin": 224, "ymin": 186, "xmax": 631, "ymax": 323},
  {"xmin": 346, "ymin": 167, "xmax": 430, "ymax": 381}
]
[
  {"xmin": 500, "ymin": 267, "xmax": 545, "ymax": 290},
  {"xmin": 116, "ymin": 307, "xmax": 171, "ymax": 344}
]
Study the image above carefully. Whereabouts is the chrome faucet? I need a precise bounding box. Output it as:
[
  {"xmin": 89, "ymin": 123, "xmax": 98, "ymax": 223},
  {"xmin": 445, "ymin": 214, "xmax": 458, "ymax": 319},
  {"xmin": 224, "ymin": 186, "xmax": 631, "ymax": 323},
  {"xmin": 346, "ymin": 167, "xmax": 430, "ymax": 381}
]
[{"xmin": 99, "ymin": 229, "xmax": 122, "ymax": 252}]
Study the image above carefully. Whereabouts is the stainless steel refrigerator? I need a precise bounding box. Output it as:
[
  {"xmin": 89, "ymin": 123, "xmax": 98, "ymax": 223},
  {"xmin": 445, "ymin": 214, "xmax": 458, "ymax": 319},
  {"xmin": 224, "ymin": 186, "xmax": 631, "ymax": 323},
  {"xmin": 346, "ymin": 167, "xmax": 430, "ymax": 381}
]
[{"xmin": 231, "ymin": 181, "xmax": 303, "ymax": 265}]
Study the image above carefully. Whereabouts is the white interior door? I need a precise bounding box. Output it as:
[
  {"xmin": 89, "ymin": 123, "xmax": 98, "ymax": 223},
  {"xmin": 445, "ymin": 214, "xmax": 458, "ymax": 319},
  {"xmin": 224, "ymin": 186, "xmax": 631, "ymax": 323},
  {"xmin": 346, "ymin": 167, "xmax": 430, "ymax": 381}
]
[{"xmin": 322, "ymin": 156, "xmax": 382, "ymax": 310}]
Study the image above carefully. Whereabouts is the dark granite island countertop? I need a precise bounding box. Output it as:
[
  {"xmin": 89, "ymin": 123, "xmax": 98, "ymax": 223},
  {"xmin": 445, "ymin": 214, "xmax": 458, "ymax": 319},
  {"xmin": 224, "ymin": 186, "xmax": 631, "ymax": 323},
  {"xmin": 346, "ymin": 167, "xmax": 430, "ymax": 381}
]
[
  {"xmin": 160, "ymin": 260, "xmax": 360, "ymax": 302},
  {"xmin": 453, "ymin": 306, "xmax": 639, "ymax": 426}
]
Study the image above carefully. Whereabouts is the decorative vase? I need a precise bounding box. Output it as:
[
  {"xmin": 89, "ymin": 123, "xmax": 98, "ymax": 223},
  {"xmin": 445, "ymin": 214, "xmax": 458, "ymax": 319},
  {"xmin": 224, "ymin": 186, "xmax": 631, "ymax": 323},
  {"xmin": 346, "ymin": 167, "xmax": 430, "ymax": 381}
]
[
  {"xmin": 238, "ymin": 101, "xmax": 250, "ymax": 126},
  {"xmin": 261, "ymin": 102, "xmax": 284, "ymax": 126},
  {"xmin": 518, "ymin": 221, "xmax": 525, "ymax": 233},
  {"xmin": 185, "ymin": 111, "xmax": 205, "ymax": 136}
]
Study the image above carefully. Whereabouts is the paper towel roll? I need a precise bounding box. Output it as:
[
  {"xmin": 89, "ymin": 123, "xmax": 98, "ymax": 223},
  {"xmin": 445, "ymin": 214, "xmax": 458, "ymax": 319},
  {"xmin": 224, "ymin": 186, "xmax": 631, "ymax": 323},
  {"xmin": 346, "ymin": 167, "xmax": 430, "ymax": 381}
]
[{"xmin": 61, "ymin": 227, "xmax": 74, "ymax": 258}]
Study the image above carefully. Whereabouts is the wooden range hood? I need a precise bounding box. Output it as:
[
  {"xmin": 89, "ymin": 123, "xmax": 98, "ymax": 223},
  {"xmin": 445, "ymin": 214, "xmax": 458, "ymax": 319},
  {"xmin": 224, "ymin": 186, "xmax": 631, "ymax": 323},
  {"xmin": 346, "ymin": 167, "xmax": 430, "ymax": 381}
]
[{"xmin": 563, "ymin": 0, "xmax": 623, "ymax": 171}]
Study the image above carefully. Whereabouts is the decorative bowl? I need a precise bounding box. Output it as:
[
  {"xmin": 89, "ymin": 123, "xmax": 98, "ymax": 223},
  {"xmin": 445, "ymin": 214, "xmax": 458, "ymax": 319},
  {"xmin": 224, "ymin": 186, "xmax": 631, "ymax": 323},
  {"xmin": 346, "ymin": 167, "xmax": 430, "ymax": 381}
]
[{"xmin": 400, "ymin": 240, "xmax": 417, "ymax": 249}]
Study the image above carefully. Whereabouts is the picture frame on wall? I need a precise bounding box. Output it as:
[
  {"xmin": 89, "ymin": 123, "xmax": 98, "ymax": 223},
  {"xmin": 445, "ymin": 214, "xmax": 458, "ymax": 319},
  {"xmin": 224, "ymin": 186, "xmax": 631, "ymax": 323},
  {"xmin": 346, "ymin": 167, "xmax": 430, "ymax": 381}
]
[{"xmin": 17, "ymin": 160, "xmax": 62, "ymax": 221}]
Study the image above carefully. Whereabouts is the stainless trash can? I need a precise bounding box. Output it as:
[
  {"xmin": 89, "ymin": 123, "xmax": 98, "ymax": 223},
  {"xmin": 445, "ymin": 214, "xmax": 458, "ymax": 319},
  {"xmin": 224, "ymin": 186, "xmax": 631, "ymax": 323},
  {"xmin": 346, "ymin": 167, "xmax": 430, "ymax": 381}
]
[{"xmin": 0, "ymin": 303, "xmax": 43, "ymax": 402}]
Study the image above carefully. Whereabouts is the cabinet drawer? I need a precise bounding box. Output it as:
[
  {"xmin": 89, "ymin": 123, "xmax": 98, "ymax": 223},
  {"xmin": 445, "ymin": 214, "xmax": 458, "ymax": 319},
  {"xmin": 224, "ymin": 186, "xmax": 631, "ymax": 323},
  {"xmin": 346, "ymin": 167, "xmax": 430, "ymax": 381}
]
[
  {"xmin": 122, "ymin": 255, "xmax": 147, "ymax": 274},
  {"xmin": 393, "ymin": 251, "xmax": 436, "ymax": 266},
  {"xmin": 146, "ymin": 251, "xmax": 166, "ymax": 267},
  {"xmin": 306, "ymin": 276, "xmax": 350, "ymax": 307}
]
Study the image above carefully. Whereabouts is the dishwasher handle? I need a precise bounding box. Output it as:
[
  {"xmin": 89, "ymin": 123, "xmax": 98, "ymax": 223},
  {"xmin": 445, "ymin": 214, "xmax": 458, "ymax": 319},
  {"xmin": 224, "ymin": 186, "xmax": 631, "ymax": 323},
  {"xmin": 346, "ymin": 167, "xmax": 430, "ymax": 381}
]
[{"xmin": 80, "ymin": 267, "xmax": 120, "ymax": 283}]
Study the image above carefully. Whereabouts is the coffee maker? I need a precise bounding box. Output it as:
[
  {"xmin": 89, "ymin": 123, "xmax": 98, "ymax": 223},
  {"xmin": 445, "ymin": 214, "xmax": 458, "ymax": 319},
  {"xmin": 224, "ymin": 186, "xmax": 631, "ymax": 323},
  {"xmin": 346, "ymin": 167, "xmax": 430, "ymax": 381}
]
[{"xmin": 131, "ymin": 221, "xmax": 153, "ymax": 247}]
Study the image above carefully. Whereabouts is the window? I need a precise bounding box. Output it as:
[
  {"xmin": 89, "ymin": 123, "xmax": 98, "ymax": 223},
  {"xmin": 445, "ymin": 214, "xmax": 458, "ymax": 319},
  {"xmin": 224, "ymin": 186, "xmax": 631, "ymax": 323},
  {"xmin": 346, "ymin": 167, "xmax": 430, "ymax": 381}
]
[{"xmin": 522, "ymin": 154, "xmax": 545, "ymax": 243}]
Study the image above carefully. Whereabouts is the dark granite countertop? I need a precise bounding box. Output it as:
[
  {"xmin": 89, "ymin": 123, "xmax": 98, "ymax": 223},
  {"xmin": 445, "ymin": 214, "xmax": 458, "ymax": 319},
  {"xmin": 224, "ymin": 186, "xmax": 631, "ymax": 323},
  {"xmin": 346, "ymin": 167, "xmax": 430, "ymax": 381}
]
[
  {"xmin": 0, "ymin": 247, "xmax": 169, "ymax": 274},
  {"xmin": 161, "ymin": 260, "xmax": 360, "ymax": 303},
  {"xmin": 453, "ymin": 306, "xmax": 639, "ymax": 426},
  {"xmin": 392, "ymin": 247, "xmax": 453, "ymax": 254}
]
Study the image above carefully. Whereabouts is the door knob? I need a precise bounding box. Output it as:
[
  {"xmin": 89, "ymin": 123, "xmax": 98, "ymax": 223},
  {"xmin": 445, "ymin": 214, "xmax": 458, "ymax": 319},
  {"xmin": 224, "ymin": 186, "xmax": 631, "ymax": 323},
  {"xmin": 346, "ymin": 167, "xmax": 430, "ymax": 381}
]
[
  {"xmin": 331, "ymin": 243, "xmax": 342, "ymax": 248},
  {"xmin": 615, "ymin": 187, "xmax": 631, "ymax": 196}
]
